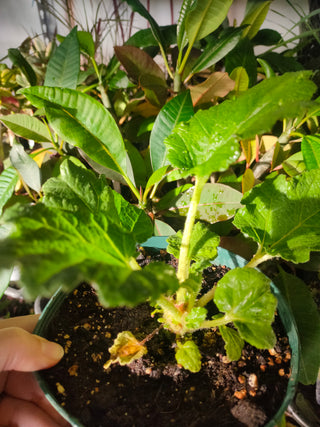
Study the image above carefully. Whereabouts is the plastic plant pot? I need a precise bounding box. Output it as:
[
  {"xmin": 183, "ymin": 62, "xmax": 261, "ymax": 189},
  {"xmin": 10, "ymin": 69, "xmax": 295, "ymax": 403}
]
[{"xmin": 34, "ymin": 238, "xmax": 299, "ymax": 427}]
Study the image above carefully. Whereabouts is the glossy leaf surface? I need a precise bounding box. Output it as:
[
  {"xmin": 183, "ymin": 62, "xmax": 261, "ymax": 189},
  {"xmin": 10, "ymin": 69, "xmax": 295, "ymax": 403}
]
[
  {"xmin": 214, "ymin": 267, "xmax": 277, "ymax": 348},
  {"xmin": 0, "ymin": 114, "xmax": 51, "ymax": 142},
  {"xmin": 150, "ymin": 91, "xmax": 194, "ymax": 171},
  {"xmin": 165, "ymin": 72, "xmax": 316, "ymax": 178},
  {"xmin": 20, "ymin": 86, "xmax": 128, "ymax": 176},
  {"xmin": 185, "ymin": 0, "xmax": 233, "ymax": 45},
  {"xmin": 44, "ymin": 27, "xmax": 80, "ymax": 89},
  {"xmin": 0, "ymin": 167, "xmax": 19, "ymax": 215}
]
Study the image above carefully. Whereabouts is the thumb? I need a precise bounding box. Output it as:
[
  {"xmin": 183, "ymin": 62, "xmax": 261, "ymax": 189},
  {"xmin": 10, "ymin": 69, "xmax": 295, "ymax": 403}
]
[{"xmin": 0, "ymin": 327, "xmax": 64, "ymax": 372}]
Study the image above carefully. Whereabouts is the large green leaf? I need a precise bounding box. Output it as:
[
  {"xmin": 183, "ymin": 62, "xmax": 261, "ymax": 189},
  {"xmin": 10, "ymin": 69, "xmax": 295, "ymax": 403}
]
[
  {"xmin": 19, "ymin": 86, "xmax": 128, "ymax": 177},
  {"xmin": 43, "ymin": 158, "xmax": 152, "ymax": 243},
  {"xmin": 177, "ymin": 0, "xmax": 195, "ymax": 52},
  {"xmin": 126, "ymin": 25, "xmax": 177, "ymax": 50},
  {"xmin": 301, "ymin": 135, "xmax": 320, "ymax": 170},
  {"xmin": 163, "ymin": 183, "xmax": 242, "ymax": 223},
  {"xmin": 165, "ymin": 71, "xmax": 316, "ymax": 178},
  {"xmin": 150, "ymin": 90, "xmax": 194, "ymax": 171},
  {"xmin": 0, "ymin": 167, "xmax": 19, "ymax": 215},
  {"xmin": 274, "ymin": 268, "xmax": 320, "ymax": 385},
  {"xmin": 0, "ymin": 159, "xmax": 153, "ymax": 299},
  {"xmin": 10, "ymin": 141, "xmax": 41, "ymax": 193},
  {"xmin": 8, "ymin": 48, "xmax": 37, "ymax": 86},
  {"xmin": 214, "ymin": 267, "xmax": 277, "ymax": 349},
  {"xmin": 233, "ymin": 169, "xmax": 320, "ymax": 263},
  {"xmin": 185, "ymin": 0, "xmax": 233, "ymax": 46},
  {"xmin": 241, "ymin": 1, "xmax": 271, "ymax": 40},
  {"xmin": 0, "ymin": 114, "xmax": 51, "ymax": 142},
  {"xmin": 191, "ymin": 26, "xmax": 244, "ymax": 75},
  {"xmin": 44, "ymin": 27, "xmax": 80, "ymax": 89}
]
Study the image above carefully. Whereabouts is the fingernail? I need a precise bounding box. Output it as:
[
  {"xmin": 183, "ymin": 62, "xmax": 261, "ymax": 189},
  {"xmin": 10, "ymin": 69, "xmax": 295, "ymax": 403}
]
[{"xmin": 39, "ymin": 337, "xmax": 64, "ymax": 361}]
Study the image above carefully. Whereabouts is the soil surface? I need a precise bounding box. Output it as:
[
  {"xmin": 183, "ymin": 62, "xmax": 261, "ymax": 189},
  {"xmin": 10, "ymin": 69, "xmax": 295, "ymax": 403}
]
[{"xmin": 37, "ymin": 252, "xmax": 292, "ymax": 427}]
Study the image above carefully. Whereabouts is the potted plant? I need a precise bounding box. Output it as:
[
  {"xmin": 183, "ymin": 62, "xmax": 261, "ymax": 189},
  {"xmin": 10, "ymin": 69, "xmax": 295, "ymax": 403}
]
[
  {"xmin": 0, "ymin": 67, "xmax": 320, "ymax": 426},
  {"xmin": 1, "ymin": 1, "xmax": 320, "ymax": 425}
]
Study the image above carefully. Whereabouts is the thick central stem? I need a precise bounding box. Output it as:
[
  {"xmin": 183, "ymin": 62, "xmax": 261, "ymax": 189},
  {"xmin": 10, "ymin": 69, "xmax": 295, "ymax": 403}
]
[{"xmin": 177, "ymin": 175, "xmax": 208, "ymax": 284}]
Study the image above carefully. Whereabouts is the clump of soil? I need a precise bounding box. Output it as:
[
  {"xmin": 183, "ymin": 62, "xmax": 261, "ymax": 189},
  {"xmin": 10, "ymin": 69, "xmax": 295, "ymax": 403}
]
[{"xmin": 37, "ymin": 252, "xmax": 292, "ymax": 427}]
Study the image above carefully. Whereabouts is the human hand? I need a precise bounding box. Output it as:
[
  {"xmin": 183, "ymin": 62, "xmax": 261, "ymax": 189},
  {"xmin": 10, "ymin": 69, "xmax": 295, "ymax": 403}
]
[{"xmin": 0, "ymin": 315, "xmax": 70, "ymax": 427}]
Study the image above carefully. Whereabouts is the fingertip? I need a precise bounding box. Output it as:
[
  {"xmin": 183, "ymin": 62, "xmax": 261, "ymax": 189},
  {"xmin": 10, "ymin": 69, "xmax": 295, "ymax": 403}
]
[{"xmin": 38, "ymin": 337, "xmax": 64, "ymax": 363}]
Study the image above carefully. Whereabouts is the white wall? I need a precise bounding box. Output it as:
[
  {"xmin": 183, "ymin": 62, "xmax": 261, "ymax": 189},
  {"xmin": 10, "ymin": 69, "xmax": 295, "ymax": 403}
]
[{"xmin": 0, "ymin": 0, "xmax": 311, "ymax": 64}]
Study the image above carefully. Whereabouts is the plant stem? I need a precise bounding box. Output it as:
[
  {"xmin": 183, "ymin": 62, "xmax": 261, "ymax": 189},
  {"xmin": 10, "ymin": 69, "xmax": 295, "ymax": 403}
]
[
  {"xmin": 156, "ymin": 295, "xmax": 181, "ymax": 319},
  {"xmin": 196, "ymin": 285, "xmax": 216, "ymax": 307},
  {"xmin": 199, "ymin": 314, "xmax": 231, "ymax": 330},
  {"xmin": 177, "ymin": 175, "xmax": 208, "ymax": 284},
  {"xmin": 245, "ymin": 249, "xmax": 274, "ymax": 268}
]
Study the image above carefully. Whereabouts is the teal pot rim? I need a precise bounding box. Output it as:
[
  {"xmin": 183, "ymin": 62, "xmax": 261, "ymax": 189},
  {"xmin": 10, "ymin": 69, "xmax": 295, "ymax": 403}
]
[{"xmin": 34, "ymin": 237, "xmax": 299, "ymax": 427}]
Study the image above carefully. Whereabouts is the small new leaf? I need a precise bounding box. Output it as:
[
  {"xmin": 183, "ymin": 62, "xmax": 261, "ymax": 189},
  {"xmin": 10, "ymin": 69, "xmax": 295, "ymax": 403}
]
[
  {"xmin": 104, "ymin": 331, "xmax": 147, "ymax": 369},
  {"xmin": 175, "ymin": 340, "xmax": 202, "ymax": 373},
  {"xmin": 214, "ymin": 267, "xmax": 277, "ymax": 349},
  {"xmin": 186, "ymin": 307, "xmax": 207, "ymax": 330},
  {"xmin": 219, "ymin": 325, "xmax": 244, "ymax": 361}
]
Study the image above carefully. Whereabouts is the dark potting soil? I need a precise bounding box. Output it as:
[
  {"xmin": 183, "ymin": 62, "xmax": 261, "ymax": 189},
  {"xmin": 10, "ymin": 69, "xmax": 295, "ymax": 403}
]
[{"xmin": 38, "ymin": 252, "xmax": 292, "ymax": 427}]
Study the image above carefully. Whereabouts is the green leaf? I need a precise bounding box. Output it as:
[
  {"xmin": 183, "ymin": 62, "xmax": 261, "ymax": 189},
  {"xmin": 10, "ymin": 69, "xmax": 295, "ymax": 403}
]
[
  {"xmin": 104, "ymin": 331, "xmax": 147, "ymax": 369},
  {"xmin": 8, "ymin": 48, "xmax": 37, "ymax": 86},
  {"xmin": 177, "ymin": 0, "xmax": 195, "ymax": 52},
  {"xmin": 259, "ymin": 52, "xmax": 304, "ymax": 74},
  {"xmin": 0, "ymin": 114, "xmax": 51, "ymax": 142},
  {"xmin": 122, "ymin": 0, "xmax": 166, "ymax": 53},
  {"xmin": 282, "ymin": 151, "xmax": 306, "ymax": 177},
  {"xmin": 163, "ymin": 183, "xmax": 242, "ymax": 223},
  {"xmin": 43, "ymin": 158, "xmax": 152, "ymax": 243},
  {"xmin": 150, "ymin": 90, "xmax": 194, "ymax": 171},
  {"xmin": 233, "ymin": 170, "xmax": 320, "ymax": 264},
  {"xmin": 19, "ymin": 86, "xmax": 128, "ymax": 178},
  {"xmin": 77, "ymin": 30, "xmax": 95, "ymax": 57},
  {"xmin": 0, "ymin": 167, "xmax": 19, "ymax": 215},
  {"xmin": 225, "ymin": 38, "xmax": 257, "ymax": 87},
  {"xmin": 126, "ymin": 25, "xmax": 177, "ymax": 50},
  {"xmin": 167, "ymin": 222, "xmax": 219, "ymax": 271},
  {"xmin": 0, "ymin": 266, "xmax": 13, "ymax": 299},
  {"xmin": 153, "ymin": 219, "xmax": 176, "ymax": 237},
  {"xmin": 301, "ymin": 135, "xmax": 320, "ymax": 170},
  {"xmin": 185, "ymin": 0, "xmax": 233, "ymax": 46},
  {"xmin": 165, "ymin": 72, "xmax": 316, "ymax": 178},
  {"xmin": 175, "ymin": 340, "xmax": 202, "ymax": 372},
  {"xmin": 274, "ymin": 268, "xmax": 320, "ymax": 385},
  {"xmin": 145, "ymin": 165, "xmax": 172, "ymax": 195},
  {"xmin": 219, "ymin": 325, "xmax": 244, "ymax": 361},
  {"xmin": 214, "ymin": 267, "xmax": 277, "ymax": 349},
  {"xmin": 186, "ymin": 306, "xmax": 207, "ymax": 329},
  {"xmin": 0, "ymin": 159, "xmax": 154, "ymax": 299},
  {"xmin": 10, "ymin": 141, "xmax": 41, "ymax": 193},
  {"xmin": 191, "ymin": 26, "xmax": 244, "ymax": 75},
  {"xmin": 241, "ymin": 1, "xmax": 271, "ymax": 40},
  {"xmin": 230, "ymin": 67, "xmax": 249, "ymax": 93},
  {"xmin": 96, "ymin": 262, "xmax": 180, "ymax": 307},
  {"xmin": 44, "ymin": 27, "xmax": 80, "ymax": 89},
  {"xmin": 252, "ymin": 28, "xmax": 282, "ymax": 46}
]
